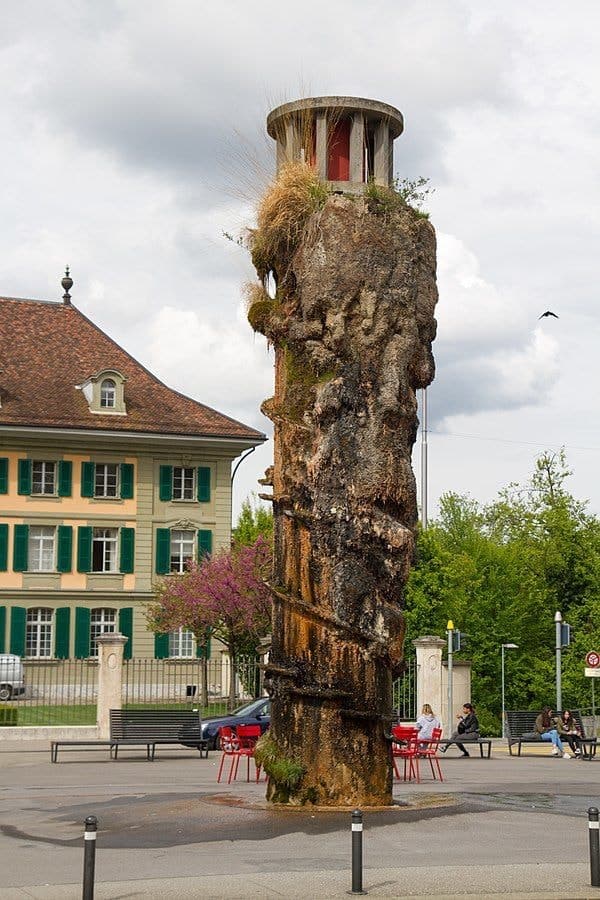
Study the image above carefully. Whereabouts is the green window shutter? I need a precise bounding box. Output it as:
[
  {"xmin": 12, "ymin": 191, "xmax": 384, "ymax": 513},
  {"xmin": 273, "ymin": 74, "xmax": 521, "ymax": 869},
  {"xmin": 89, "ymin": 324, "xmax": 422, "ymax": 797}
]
[
  {"xmin": 154, "ymin": 633, "xmax": 169, "ymax": 659},
  {"xmin": 9, "ymin": 607, "xmax": 26, "ymax": 656},
  {"xmin": 13, "ymin": 524, "xmax": 29, "ymax": 572},
  {"xmin": 120, "ymin": 463, "xmax": 134, "ymax": 500},
  {"xmin": 17, "ymin": 459, "xmax": 31, "ymax": 495},
  {"xmin": 119, "ymin": 527, "xmax": 135, "ymax": 574},
  {"xmin": 0, "ymin": 458, "xmax": 8, "ymax": 494},
  {"xmin": 57, "ymin": 526, "xmax": 73, "ymax": 573},
  {"xmin": 198, "ymin": 529, "xmax": 212, "ymax": 560},
  {"xmin": 81, "ymin": 461, "xmax": 95, "ymax": 498},
  {"xmin": 57, "ymin": 460, "xmax": 72, "ymax": 497},
  {"xmin": 0, "ymin": 607, "xmax": 6, "ymax": 653},
  {"xmin": 159, "ymin": 465, "xmax": 173, "ymax": 501},
  {"xmin": 197, "ymin": 467, "xmax": 211, "ymax": 502},
  {"xmin": 156, "ymin": 528, "xmax": 170, "ymax": 575},
  {"xmin": 0, "ymin": 524, "xmax": 8, "ymax": 572},
  {"xmin": 54, "ymin": 608, "xmax": 71, "ymax": 659},
  {"xmin": 74, "ymin": 607, "xmax": 91, "ymax": 658},
  {"xmin": 119, "ymin": 607, "xmax": 133, "ymax": 660},
  {"xmin": 196, "ymin": 635, "xmax": 211, "ymax": 659},
  {"xmin": 77, "ymin": 526, "xmax": 92, "ymax": 573}
]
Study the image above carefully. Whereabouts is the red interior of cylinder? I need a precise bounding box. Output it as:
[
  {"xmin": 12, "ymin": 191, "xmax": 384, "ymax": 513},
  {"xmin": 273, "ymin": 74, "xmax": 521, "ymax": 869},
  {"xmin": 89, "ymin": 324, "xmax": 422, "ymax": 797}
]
[{"xmin": 328, "ymin": 118, "xmax": 350, "ymax": 181}]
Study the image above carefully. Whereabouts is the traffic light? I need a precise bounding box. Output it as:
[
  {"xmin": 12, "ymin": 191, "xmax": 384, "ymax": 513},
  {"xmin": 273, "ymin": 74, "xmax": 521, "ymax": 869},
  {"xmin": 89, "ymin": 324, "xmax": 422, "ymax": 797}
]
[
  {"xmin": 452, "ymin": 631, "xmax": 467, "ymax": 652},
  {"xmin": 560, "ymin": 622, "xmax": 571, "ymax": 648}
]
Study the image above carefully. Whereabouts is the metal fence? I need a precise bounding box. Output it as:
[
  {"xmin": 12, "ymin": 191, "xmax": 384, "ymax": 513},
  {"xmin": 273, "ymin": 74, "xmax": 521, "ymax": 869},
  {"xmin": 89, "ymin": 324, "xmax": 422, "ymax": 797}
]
[
  {"xmin": 0, "ymin": 654, "xmax": 417, "ymax": 727},
  {"xmin": 392, "ymin": 656, "xmax": 417, "ymax": 720},
  {"xmin": 1, "ymin": 659, "xmax": 98, "ymax": 726}
]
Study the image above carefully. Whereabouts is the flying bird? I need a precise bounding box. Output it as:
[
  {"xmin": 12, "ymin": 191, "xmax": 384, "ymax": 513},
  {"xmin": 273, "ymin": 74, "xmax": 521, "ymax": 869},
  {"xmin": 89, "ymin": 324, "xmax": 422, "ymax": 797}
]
[{"xmin": 538, "ymin": 311, "xmax": 559, "ymax": 319}]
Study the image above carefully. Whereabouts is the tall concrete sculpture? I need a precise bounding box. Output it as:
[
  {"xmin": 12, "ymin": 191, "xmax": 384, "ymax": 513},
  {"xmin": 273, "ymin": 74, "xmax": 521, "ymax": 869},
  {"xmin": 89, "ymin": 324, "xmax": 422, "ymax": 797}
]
[{"xmin": 248, "ymin": 97, "xmax": 438, "ymax": 806}]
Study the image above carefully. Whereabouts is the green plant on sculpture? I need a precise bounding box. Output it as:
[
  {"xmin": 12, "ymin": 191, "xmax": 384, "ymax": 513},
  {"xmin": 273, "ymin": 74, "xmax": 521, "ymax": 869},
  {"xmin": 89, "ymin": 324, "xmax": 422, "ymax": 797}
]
[{"xmin": 254, "ymin": 732, "xmax": 305, "ymax": 803}]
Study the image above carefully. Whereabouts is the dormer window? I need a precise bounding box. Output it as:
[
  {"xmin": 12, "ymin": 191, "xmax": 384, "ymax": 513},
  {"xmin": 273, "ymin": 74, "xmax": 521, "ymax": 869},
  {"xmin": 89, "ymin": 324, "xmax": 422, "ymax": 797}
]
[
  {"xmin": 100, "ymin": 379, "xmax": 117, "ymax": 408},
  {"xmin": 77, "ymin": 370, "xmax": 127, "ymax": 416}
]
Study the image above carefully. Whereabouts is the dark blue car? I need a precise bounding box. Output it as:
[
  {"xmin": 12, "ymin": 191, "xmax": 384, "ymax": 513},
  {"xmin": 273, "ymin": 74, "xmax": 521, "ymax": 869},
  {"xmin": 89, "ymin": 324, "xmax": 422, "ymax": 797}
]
[{"xmin": 201, "ymin": 697, "xmax": 270, "ymax": 750}]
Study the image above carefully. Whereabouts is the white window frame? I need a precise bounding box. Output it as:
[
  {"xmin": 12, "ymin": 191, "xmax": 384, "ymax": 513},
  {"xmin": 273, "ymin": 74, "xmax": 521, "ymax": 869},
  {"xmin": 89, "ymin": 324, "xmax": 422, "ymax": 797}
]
[
  {"xmin": 94, "ymin": 463, "xmax": 119, "ymax": 498},
  {"xmin": 170, "ymin": 529, "xmax": 195, "ymax": 573},
  {"xmin": 92, "ymin": 528, "xmax": 118, "ymax": 573},
  {"xmin": 31, "ymin": 460, "xmax": 57, "ymax": 496},
  {"xmin": 28, "ymin": 525, "xmax": 56, "ymax": 572},
  {"xmin": 169, "ymin": 627, "xmax": 195, "ymax": 659},
  {"xmin": 100, "ymin": 378, "xmax": 117, "ymax": 408},
  {"xmin": 26, "ymin": 607, "xmax": 53, "ymax": 658},
  {"xmin": 172, "ymin": 466, "xmax": 195, "ymax": 501},
  {"xmin": 90, "ymin": 608, "xmax": 116, "ymax": 657}
]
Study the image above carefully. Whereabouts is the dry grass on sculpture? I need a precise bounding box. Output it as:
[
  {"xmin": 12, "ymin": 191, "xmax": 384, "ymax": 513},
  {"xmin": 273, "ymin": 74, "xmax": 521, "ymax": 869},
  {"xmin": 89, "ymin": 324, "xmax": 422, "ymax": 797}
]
[{"xmin": 250, "ymin": 161, "xmax": 328, "ymax": 278}]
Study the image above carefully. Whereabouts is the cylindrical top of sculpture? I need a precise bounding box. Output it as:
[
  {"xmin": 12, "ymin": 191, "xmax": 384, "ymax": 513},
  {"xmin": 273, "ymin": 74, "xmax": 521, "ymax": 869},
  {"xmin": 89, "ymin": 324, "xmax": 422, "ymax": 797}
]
[{"xmin": 267, "ymin": 96, "xmax": 404, "ymax": 192}]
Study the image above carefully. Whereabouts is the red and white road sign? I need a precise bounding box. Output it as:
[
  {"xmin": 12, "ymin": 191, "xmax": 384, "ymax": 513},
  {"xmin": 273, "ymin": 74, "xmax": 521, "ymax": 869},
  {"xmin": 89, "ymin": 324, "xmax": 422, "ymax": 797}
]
[{"xmin": 585, "ymin": 651, "xmax": 600, "ymax": 668}]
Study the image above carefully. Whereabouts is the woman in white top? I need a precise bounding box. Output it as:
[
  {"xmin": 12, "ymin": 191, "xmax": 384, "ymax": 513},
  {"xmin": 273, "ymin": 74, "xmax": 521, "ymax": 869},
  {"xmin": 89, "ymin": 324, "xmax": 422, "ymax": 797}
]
[{"xmin": 415, "ymin": 703, "xmax": 441, "ymax": 741}]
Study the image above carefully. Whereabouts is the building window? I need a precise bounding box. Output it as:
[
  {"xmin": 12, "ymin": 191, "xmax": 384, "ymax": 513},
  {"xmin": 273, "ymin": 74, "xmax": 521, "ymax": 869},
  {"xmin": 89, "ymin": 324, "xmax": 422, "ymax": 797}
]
[
  {"xmin": 28, "ymin": 526, "xmax": 56, "ymax": 572},
  {"xmin": 169, "ymin": 628, "xmax": 194, "ymax": 658},
  {"xmin": 26, "ymin": 607, "xmax": 53, "ymax": 658},
  {"xmin": 94, "ymin": 463, "xmax": 119, "ymax": 498},
  {"xmin": 173, "ymin": 467, "xmax": 195, "ymax": 501},
  {"xmin": 90, "ymin": 608, "xmax": 116, "ymax": 656},
  {"xmin": 31, "ymin": 461, "xmax": 56, "ymax": 495},
  {"xmin": 92, "ymin": 528, "xmax": 118, "ymax": 572},
  {"xmin": 170, "ymin": 529, "xmax": 195, "ymax": 573},
  {"xmin": 100, "ymin": 378, "xmax": 117, "ymax": 408}
]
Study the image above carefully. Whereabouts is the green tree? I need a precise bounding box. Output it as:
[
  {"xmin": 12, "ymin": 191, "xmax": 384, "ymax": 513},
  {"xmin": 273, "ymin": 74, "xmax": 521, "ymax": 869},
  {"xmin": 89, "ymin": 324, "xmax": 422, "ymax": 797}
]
[{"xmin": 233, "ymin": 495, "xmax": 273, "ymax": 547}]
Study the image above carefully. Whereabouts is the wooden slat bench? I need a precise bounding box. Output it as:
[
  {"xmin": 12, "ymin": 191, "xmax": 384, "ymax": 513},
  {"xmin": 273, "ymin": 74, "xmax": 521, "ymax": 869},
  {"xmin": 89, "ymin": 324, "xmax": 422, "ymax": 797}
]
[
  {"xmin": 50, "ymin": 709, "xmax": 208, "ymax": 762},
  {"xmin": 439, "ymin": 738, "xmax": 492, "ymax": 758},
  {"xmin": 505, "ymin": 709, "xmax": 597, "ymax": 759},
  {"xmin": 110, "ymin": 709, "xmax": 208, "ymax": 760}
]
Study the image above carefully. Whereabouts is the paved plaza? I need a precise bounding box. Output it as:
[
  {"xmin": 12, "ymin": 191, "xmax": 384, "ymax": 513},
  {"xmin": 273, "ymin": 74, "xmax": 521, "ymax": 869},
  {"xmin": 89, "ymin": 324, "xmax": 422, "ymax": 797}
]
[{"xmin": 1, "ymin": 740, "xmax": 600, "ymax": 898}]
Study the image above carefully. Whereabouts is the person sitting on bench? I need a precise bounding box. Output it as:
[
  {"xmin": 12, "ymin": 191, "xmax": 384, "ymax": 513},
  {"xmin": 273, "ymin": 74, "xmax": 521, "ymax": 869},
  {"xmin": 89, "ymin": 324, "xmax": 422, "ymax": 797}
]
[
  {"xmin": 440, "ymin": 703, "xmax": 480, "ymax": 757},
  {"xmin": 558, "ymin": 709, "xmax": 582, "ymax": 757},
  {"xmin": 535, "ymin": 706, "xmax": 570, "ymax": 758}
]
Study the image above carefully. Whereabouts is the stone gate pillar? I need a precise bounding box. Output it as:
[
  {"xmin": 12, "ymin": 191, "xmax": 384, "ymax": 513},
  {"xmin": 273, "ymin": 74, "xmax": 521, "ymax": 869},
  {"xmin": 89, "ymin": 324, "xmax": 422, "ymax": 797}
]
[
  {"xmin": 96, "ymin": 633, "xmax": 128, "ymax": 739},
  {"xmin": 413, "ymin": 635, "xmax": 445, "ymax": 724}
]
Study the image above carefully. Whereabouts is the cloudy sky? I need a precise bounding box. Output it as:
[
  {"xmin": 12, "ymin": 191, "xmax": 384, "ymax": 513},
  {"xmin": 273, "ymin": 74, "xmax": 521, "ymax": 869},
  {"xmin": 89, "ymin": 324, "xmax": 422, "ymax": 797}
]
[{"xmin": 2, "ymin": 1, "xmax": 599, "ymax": 520}]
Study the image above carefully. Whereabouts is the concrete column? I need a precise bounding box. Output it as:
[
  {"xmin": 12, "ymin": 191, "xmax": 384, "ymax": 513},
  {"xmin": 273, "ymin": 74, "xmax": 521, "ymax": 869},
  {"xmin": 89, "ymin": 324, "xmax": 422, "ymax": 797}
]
[
  {"xmin": 276, "ymin": 134, "xmax": 287, "ymax": 172},
  {"xmin": 285, "ymin": 119, "xmax": 300, "ymax": 164},
  {"xmin": 374, "ymin": 120, "xmax": 391, "ymax": 186},
  {"xmin": 387, "ymin": 133, "xmax": 394, "ymax": 186},
  {"xmin": 96, "ymin": 633, "xmax": 127, "ymax": 739},
  {"xmin": 315, "ymin": 111, "xmax": 328, "ymax": 179},
  {"xmin": 349, "ymin": 112, "xmax": 365, "ymax": 183},
  {"xmin": 413, "ymin": 635, "xmax": 445, "ymax": 726}
]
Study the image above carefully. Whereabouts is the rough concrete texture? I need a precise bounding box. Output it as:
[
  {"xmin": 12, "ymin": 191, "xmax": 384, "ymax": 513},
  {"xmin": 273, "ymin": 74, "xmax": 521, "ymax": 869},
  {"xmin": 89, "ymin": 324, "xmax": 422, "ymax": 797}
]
[{"xmin": 250, "ymin": 188, "xmax": 437, "ymax": 806}]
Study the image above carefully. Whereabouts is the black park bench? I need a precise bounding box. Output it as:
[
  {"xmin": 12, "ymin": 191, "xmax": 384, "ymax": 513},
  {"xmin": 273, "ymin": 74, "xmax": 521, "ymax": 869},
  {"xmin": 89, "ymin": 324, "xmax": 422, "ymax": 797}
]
[
  {"xmin": 505, "ymin": 709, "xmax": 597, "ymax": 759},
  {"xmin": 50, "ymin": 709, "xmax": 208, "ymax": 762}
]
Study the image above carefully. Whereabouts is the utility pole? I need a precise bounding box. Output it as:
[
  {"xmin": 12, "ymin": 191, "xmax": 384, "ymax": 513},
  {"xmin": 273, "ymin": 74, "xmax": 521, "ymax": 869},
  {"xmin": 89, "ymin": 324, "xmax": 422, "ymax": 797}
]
[
  {"xmin": 446, "ymin": 620, "xmax": 454, "ymax": 736},
  {"xmin": 555, "ymin": 610, "xmax": 562, "ymax": 711},
  {"xmin": 420, "ymin": 388, "xmax": 428, "ymax": 529}
]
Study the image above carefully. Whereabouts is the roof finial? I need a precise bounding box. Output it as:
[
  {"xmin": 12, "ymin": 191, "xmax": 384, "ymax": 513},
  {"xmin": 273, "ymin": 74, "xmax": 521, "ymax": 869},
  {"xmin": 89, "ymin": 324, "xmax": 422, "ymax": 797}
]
[{"xmin": 61, "ymin": 266, "xmax": 73, "ymax": 305}]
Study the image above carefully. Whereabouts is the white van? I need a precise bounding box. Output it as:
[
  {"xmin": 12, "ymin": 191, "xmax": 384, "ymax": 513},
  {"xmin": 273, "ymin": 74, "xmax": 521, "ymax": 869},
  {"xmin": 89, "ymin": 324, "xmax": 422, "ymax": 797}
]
[{"xmin": 0, "ymin": 655, "xmax": 25, "ymax": 701}]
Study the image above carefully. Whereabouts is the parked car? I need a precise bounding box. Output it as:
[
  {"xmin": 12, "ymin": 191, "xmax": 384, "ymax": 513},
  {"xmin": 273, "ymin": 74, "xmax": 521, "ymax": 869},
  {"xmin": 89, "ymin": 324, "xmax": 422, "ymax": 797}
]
[
  {"xmin": 0, "ymin": 655, "xmax": 25, "ymax": 701},
  {"xmin": 201, "ymin": 697, "xmax": 270, "ymax": 750}
]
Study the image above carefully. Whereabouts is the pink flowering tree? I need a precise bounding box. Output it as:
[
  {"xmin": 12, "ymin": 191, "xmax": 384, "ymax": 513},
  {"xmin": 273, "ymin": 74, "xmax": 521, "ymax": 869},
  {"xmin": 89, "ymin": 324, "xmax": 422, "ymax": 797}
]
[{"xmin": 146, "ymin": 537, "xmax": 272, "ymax": 708}]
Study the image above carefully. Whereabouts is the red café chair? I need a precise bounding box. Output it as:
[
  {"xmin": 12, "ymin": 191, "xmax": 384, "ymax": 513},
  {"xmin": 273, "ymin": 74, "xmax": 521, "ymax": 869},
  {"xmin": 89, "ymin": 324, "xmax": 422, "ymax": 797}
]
[
  {"xmin": 417, "ymin": 726, "xmax": 444, "ymax": 783},
  {"xmin": 391, "ymin": 725, "xmax": 420, "ymax": 782},
  {"xmin": 232, "ymin": 724, "xmax": 263, "ymax": 783},
  {"xmin": 216, "ymin": 726, "xmax": 241, "ymax": 784}
]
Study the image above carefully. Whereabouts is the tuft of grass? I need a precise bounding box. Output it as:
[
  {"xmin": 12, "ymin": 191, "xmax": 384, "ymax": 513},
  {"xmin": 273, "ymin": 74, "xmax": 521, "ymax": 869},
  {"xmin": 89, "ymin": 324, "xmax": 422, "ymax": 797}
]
[
  {"xmin": 255, "ymin": 732, "xmax": 305, "ymax": 803},
  {"xmin": 250, "ymin": 162, "xmax": 329, "ymax": 278}
]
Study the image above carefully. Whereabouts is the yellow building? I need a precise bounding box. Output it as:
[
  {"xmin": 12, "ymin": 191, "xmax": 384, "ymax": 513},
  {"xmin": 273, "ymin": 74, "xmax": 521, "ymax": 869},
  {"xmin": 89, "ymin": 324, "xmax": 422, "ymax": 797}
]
[{"xmin": 0, "ymin": 282, "xmax": 265, "ymax": 660}]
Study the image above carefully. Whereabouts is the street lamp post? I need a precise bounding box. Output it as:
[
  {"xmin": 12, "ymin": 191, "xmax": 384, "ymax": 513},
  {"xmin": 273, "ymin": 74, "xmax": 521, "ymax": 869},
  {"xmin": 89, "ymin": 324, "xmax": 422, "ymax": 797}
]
[
  {"xmin": 555, "ymin": 610, "xmax": 562, "ymax": 711},
  {"xmin": 501, "ymin": 643, "xmax": 518, "ymax": 738}
]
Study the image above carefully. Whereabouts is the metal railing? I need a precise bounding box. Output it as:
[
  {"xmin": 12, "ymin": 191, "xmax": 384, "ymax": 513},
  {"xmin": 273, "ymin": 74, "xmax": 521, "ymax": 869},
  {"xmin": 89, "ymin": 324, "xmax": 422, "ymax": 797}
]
[
  {"xmin": 0, "ymin": 659, "xmax": 98, "ymax": 726},
  {"xmin": 392, "ymin": 656, "xmax": 417, "ymax": 720}
]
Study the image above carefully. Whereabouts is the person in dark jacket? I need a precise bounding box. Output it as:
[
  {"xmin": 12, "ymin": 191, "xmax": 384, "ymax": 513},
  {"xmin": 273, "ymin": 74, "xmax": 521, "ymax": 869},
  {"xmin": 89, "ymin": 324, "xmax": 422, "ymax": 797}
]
[{"xmin": 440, "ymin": 703, "xmax": 480, "ymax": 757}]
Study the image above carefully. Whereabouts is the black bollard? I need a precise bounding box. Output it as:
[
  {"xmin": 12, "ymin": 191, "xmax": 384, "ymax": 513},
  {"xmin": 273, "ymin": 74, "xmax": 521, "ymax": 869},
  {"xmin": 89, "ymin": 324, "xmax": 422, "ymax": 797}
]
[
  {"xmin": 589, "ymin": 807, "xmax": 600, "ymax": 888},
  {"xmin": 82, "ymin": 815, "xmax": 97, "ymax": 900},
  {"xmin": 350, "ymin": 808, "xmax": 367, "ymax": 895}
]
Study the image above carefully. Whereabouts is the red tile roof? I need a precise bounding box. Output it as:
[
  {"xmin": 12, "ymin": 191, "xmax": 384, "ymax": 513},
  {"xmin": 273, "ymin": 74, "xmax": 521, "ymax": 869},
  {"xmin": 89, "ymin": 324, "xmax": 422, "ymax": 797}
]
[{"xmin": 0, "ymin": 296, "xmax": 265, "ymax": 441}]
